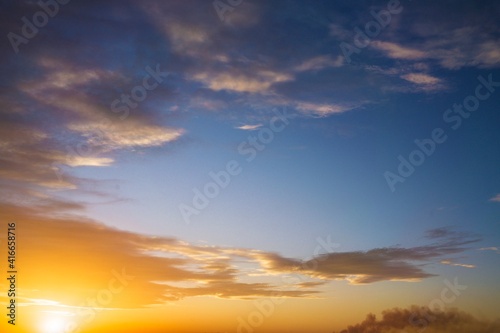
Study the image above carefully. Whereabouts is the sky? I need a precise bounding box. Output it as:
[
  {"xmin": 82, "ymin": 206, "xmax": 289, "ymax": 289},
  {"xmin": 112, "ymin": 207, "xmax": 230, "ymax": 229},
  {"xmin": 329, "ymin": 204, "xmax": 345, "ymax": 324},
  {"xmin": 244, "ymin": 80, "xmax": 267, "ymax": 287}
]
[{"xmin": 0, "ymin": 0, "xmax": 500, "ymax": 332}]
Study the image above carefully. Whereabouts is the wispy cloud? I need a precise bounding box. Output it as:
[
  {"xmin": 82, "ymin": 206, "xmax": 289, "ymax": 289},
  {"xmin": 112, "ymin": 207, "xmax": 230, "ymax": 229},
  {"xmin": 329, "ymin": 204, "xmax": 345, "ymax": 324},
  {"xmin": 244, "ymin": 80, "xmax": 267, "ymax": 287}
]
[
  {"xmin": 236, "ymin": 124, "xmax": 263, "ymax": 131},
  {"xmin": 440, "ymin": 260, "xmax": 475, "ymax": 269},
  {"xmin": 191, "ymin": 70, "xmax": 293, "ymax": 94},
  {"xmin": 294, "ymin": 55, "xmax": 344, "ymax": 72},
  {"xmin": 478, "ymin": 247, "xmax": 498, "ymax": 251},
  {"xmin": 294, "ymin": 101, "xmax": 358, "ymax": 117},
  {"xmin": 401, "ymin": 73, "xmax": 441, "ymax": 85},
  {"xmin": 478, "ymin": 247, "xmax": 500, "ymax": 254},
  {"xmin": 371, "ymin": 41, "xmax": 428, "ymax": 60},
  {"xmin": 67, "ymin": 121, "xmax": 184, "ymax": 150},
  {"xmin": 252, "ymin": 227, "xmax": 480, "ymax": 284},
  {"xmin": 371, "ymin": 27, "xmax": 500, "ymax": 70},
  {"xmin": 488, "ymin": 194, "xmax": 500, "ymax": 203},
  {"xmin": 400, "ymin": 73, "xmax": 446, "ymax": 92},
  {"xmin": 0, "ymin": 199, "xmax": 482, "ymax": 308},
  {"xmin": 1, "ymin": 49, "xmax": 184, "ymax": 192},
  {"xmin": 0, "ymin": 201, "xmax": 319, "ymax": 308},
  {"xmin": 418, "ymin": 26, "xmax": 500, "ymax": 69}
]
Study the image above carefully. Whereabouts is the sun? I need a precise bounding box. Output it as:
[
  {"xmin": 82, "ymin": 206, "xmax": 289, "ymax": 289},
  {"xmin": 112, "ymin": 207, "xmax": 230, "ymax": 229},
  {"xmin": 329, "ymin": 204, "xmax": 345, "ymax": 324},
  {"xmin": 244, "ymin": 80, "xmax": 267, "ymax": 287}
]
[{"xmin": 40, "ymin": 315, "xmax": 68, "ymax": 333}]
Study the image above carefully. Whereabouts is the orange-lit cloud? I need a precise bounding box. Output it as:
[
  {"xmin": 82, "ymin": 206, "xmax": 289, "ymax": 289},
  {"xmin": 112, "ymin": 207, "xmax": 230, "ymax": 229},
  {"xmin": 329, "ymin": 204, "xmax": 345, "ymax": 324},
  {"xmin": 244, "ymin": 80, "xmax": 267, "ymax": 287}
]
[
  {"xmin": 0, "ymin": 200, "xmax": 480, "ymax": 311},
  {"xmin": 191, "ymin": 70, "xmax": 293, "ymax": 94},
  {"xmin": 0, "ymin": 201, "xmax": 319, "ymax": 310}
]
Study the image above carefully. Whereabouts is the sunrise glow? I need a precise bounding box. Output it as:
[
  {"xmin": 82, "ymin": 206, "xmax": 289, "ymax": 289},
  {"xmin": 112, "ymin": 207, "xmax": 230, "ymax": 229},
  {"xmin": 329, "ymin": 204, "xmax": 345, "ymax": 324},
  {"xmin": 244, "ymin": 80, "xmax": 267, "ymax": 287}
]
[{"xmin": 1, "ymin": 1, "xmax": 499, "ymax": 333}]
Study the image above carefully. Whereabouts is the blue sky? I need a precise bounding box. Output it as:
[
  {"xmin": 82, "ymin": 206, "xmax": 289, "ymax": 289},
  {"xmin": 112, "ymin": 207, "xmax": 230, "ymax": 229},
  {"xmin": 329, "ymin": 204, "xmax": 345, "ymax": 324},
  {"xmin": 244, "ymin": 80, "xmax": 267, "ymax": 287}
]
[{"xmin": 1, "ymin": 0, "xmax": 500, "ymax": 332}]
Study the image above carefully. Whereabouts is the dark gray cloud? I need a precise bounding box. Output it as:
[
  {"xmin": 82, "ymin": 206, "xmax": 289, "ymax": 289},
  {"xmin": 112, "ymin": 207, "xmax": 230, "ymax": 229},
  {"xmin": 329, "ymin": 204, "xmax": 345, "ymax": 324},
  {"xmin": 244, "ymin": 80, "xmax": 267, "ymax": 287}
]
[
  {"xmin": 253, "ymin": 228, "xmax": 480, "ymax": 284},
  {"xmin": 338, "ymin": 306, "xmax": 500, "ymax": 333}
]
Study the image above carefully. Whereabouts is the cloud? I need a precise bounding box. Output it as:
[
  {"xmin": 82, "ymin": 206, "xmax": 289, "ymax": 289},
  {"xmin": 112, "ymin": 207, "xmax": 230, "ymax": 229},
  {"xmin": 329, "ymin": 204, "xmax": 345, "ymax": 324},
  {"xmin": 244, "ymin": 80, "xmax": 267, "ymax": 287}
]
[
  {"xmin": 188, "ymin": 96, "xmax": 228, "ymax": 111},
  {"xmin": 478, "ymin": 247, "xmax": 500, "ymax": 254},
  {"xmin": 425, "ymin": 227, "xmax": 453, "ymax": 239},
  {"xmin": 417, "ymin": 27, "xmax": 500, "ymax": 69},
  {"xmin": 363, "ymin": 65, "xmax": 447, "ymax": 93},
  {"xmin": 136, "ymin": 1, "xmax": 367, "ymax": 116},
  {"xmin": 371, "ymin": 28, "xmax": 500, "ymax": 70},
  {"xmin": 0, "ymin": 201, "xmax": 319, "ymax": 308},
  {"xmin": 1, "ymin": 48, "xmax": 184, "ymax": 191},
  {"xmin": 191, "ymin": 70, "xmax": 293, "ymax": 94},
  {"xmin": 364, "ymin": 65, "xmax": 402, "ymax": 76},
  {"xmin": 139, "ymin": 1, "xmax": 291, "ymax": 95},
  {"xmin": 478, "ymin": 247, "xmax": 498, "ymax": 251},
  {"xmin": 440, "ymin": 260, "xmax": 475, "ymax": 269},
  {"xmin": 294, "ymin": 55, "xmax": 344, "ymax": 72},
  {"xmin": 488, "ymin": 194, "xmax": 500, "ymax": 203},
  {"xmin": 67, "ymin": 121, "xmax": 184, "ymax": 151},
  {"xmin": 236, "ymin": 124, "xmax": 263, "ymax": 130},
  {"xmin": 338, "ymin": 306, "xmax": 500, "ymax": 333},
  {"xmin": 296, "ymin": 281, "xmax": 328, "ymax": 289},
  {"xmin": 163, "ymin": 21, "xmax": 211, "ymax": 56},
  {"xmin": 0, "ymin": 118, "xmax": 78, "ymax": 189},
  {"xmin": 474, "ymin": 40, "xmax": 500, "ymax": 68},
  {"xmin": 0, "ymin": 198, "xmax": 482, "ymax": 309},
  {"xmin": 401, "ymin": 73, "xmax": 441, "ymax": 85},
  {"xmin": 64, "ymin": 156, "xmax": 115, "ymax": 167},
  {"xmin": 371, "ymin": 41, "xmax": 428, "ymax": 60},
  {"xmin": 253, "ymin": 228, "xmax": 480, "ymax": 284},
  {"xmin": 295, "ymin": 102, "xmax": 355, "ymax": 117},
  {"xmin": 329, "ymin": 24, "xmax": 352, "ymax": 40}
]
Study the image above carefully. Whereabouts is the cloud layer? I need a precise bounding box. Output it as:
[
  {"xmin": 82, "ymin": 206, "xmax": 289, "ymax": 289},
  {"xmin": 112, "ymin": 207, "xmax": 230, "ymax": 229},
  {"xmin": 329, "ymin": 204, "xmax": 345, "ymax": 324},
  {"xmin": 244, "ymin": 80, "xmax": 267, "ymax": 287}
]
[
  {"xmin": 0, "ymin": 198, "xmax": 480, "ymax": 308},
  {"xmin": 2, "ymin": 0, "xmax": 500, "ymax": 197}
]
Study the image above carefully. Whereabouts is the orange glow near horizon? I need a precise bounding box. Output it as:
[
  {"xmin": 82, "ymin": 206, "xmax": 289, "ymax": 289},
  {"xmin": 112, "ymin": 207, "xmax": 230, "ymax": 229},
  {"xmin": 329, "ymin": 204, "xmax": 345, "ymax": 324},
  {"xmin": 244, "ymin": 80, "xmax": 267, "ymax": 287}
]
[{"xmin": 0, "ymin": 204, "xmax": 497, "ymax": 333}]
